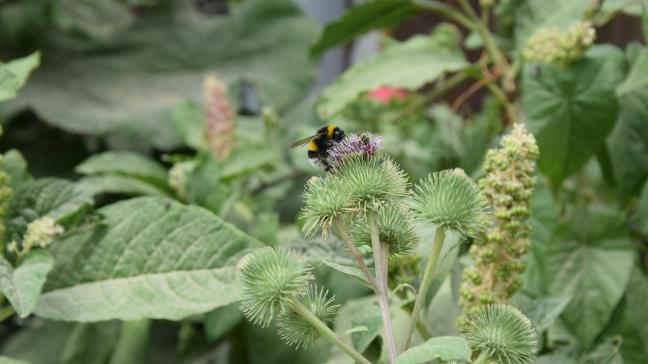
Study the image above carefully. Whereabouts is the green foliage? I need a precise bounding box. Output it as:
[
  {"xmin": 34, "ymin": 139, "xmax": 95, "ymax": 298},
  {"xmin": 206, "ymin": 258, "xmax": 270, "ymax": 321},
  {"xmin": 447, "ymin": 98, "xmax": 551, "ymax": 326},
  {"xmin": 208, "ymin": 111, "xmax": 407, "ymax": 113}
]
[
  {"xmin": 395, "ymin": 336, "xmax": 471, "ymax": 364},
  {"xmin": 546, "ymin": 207, "xmax": 634, "ymax": 349},
  {"xmin": 0, "ymin": 250, "xmax": 53, "ymax": 317},
  {"xmin": 35, "ymin": 197, "xmax": 259, "ymax": 321},
  {"xmin": 0, "ymin": 52, "xmax": 39, "ymax": 102},
  {"xmin": 522, "ymin": 45, "xmax": 625, "ymax": 185},
  {"xmin": 609, "ymin": 48, "xmax": 648, "ymax": 200},
  {"xmin": 318, "ymin": 26, "xmax": 468, "ymax": 117},
  {"xmin": 310, "ymin": 0, "xmax": 418, "ymax": 58}
]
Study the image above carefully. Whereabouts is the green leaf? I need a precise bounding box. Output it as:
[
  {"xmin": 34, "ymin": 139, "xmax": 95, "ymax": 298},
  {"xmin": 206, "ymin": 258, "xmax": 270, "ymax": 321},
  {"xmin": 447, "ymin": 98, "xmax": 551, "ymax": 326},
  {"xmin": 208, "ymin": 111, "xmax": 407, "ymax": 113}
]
[
  {"xmin": 609, "ymin": 48, "xmax": 648, "ymax": 200},
  {"xmin": 522, "ymin": 45, "xmax": 626, "ymax": 185},
  {"xmin": 172, "ymin": 101, "xmax": 203, "ymax": 150},
  {"xmin": 75, "ymin": 151, "xmax": 170, "ymax": 191},
  {"xmin": 204, "ymin": 303, "xmax": 243, "ymax": 342},
  {"xmin": 310, "ymin": 0, "xmax": 417, "ymax": 58},
  {"xmin": 546, "ymin": 206, "xmax": 634, "ymax": 348},
  {"xmin": 0, "ymin": 250, "xmax": 53, "ymax": 317},
  {"xmin": 0, "ymin": 357, "xmax": 30, "ymax": 364},
  {"xmin": 108, "ymin": 320, "xmax": 151, "ymax": 364},
  {"xmin": 53, "ymin": 0, "xmax": 134, "ymax": 40},
  {"xmin": 638, "ymin": 181, "xmax": 648, "ymax": 235},
  {"xmin": 34, "ymin": 196, "xmax": 259, "ymax": 321},
  {"xmin": 0, "ymin": 321, "xmax": 76, "ymax": 363},
  {"xmin": 322, "ymin": 260, "xmax": 372, "ymax": 287},
  {"xmin": 396, "ymin": 336, "xmax": 471, "ymax": 364},
  {"xmin": 76, "ymin": 175, "xmax": 172, "ymax": 198},
  {"xmin": 514, "ymin": 0, "xmax": 590, "ymax": 52},
  {"xmin": 5, "ymin": 178, "xmax": 93, "ymax": 244},
  {"xmin": 1, "ymin": 0, "xmax": 317, "ymax": 150},
  {"xmin": 0, "ymin": 52, "xmax": 40, "ymax": 102},
  {"xmin": 60, "ymin": 322, "xmax": 121, "ymax": 364},
  {"xmin": 514, "ymin": 295, "xmax": 571, "ymax": 333},
  {"xmin": 318, "ymin": 29, "xmax": 468, "ymax": 117},
  {"xmin": 335, "ymin": 295, "xmax": 382, "ymax": 352},
  {"xmin": 1, "ymin": 150, "xmax": 31, "ymax": 190}
]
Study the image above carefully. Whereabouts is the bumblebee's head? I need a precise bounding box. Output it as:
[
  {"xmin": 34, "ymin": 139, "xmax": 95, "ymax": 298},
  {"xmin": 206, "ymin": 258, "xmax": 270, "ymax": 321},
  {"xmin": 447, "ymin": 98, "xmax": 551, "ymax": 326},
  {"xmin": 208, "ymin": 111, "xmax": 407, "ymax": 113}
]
[{"xmin": 324, "ymin": 124, "xmax": 345, "ymax": 142}]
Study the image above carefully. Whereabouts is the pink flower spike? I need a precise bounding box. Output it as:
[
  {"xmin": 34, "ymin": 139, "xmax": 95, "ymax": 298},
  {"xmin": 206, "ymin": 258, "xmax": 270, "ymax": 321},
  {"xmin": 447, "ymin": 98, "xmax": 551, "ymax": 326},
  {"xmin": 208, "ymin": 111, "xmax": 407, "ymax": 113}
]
[{"xmin": 367, "ymin": 86, "xmax": 408, "ymax": 104}]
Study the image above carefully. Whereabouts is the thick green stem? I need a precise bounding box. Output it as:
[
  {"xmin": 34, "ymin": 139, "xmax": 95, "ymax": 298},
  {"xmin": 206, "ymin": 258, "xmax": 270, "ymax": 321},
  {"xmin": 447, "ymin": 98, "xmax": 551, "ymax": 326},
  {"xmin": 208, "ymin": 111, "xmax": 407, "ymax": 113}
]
[
  {"xmin": 367, "ymin": 210, "xmax": 398, "ymax": 364},
  {"xmin": 333, "ymin": 217, "xmax": 379, "ymax": 293},
  {"xmin": 402, "ymin": 227, "xmax": 446, "ymax": 351},
  {"xmin": 0, "ymin": 305, "xmax": 15, "ymax": 322},
  {"xmin": 289, "ymin": 297, "xmax": 370, "ymax": 364}
]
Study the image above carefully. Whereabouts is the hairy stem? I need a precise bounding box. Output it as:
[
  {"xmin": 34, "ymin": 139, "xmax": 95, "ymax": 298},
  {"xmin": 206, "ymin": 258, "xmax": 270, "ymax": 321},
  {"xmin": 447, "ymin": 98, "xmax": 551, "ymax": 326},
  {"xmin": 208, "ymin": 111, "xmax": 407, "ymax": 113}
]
[
  {"xmin": 289, "ymin": 297, "xmax": 371, "ymax": 364},
  {"xmin": 333, "ymin": 217, "xmax": 379, "ymax": 293},
  {"xmin": 367, "ymin": 209, "xmax": 398, "ymax": 364},
  {"xmin": 413, "ymin": 0, "xmax": 477, "ymax": 30},
  {"xmin": 403, "ymin": 227, "xmax": 446, "ymax": 350},
  {"xmin": 474, "ymin": 351, "xmax": 490, "ymax": 364}
]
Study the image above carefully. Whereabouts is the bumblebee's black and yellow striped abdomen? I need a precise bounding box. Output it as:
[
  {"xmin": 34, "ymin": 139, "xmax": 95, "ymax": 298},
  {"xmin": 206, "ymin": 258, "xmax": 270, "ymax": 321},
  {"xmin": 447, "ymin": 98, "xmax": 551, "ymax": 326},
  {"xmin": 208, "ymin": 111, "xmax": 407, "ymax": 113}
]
[{"xmin": 292, "ymin": 124, "xmax": 346, "ymax": 171}]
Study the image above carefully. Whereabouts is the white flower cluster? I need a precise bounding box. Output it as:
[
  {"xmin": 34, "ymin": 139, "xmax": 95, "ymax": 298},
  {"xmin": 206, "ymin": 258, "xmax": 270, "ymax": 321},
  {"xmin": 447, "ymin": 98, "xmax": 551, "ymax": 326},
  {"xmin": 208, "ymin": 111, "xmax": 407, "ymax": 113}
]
[{"xmin": 523, "ymin": 21, "xmax": 595, "ymax": 66}]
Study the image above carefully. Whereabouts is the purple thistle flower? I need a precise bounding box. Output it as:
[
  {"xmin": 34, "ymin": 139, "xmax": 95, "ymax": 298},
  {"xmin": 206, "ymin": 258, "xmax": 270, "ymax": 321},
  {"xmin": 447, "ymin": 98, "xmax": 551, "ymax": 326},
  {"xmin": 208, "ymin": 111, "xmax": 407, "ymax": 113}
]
[{"xmin": 328, "ymin": 132, "xmax": 382, "ymax": 163}]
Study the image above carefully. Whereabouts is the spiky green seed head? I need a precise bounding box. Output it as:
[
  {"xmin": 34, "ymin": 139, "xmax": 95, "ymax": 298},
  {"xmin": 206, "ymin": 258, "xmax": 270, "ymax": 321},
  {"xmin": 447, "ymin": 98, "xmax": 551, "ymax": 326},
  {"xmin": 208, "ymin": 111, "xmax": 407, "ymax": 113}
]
[
  {"xmin": 412, "ymin": 169, "xmax": 488, "ymax": 238},
  {"xmin": 238, "ymin": 247, "xmax": 313, "ymax": 327},
  {"xmin": 332, "ymin": 154, "xmax": 408, "ymax": 211},
  {"xmin": 461, "ymin": 304, "xmax": 538, "ymax": 364},
  {"xmin": 277, "ymin": 285, "xmax": 339, "ymax": 349},
  {"xmin": 301, "ymin": 175, "xmax": 355, "ymax": 239},
  {"xmin": 348, "ymin": 204, "xmax": 418, "ymax": 256}
]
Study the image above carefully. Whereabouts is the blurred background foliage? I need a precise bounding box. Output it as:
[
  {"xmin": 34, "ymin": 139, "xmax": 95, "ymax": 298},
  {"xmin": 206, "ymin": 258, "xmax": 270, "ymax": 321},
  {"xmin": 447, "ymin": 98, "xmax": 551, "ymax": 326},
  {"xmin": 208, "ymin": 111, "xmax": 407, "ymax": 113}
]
[{"xmin": 0, "ymin": 0, "xmax": 648, "ymax": 363}]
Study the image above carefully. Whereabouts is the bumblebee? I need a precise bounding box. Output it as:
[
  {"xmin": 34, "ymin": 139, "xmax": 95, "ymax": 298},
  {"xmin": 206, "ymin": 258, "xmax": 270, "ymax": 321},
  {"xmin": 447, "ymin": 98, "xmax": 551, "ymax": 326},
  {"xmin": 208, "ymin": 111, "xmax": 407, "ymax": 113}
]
[{"xmin": 291, "ymin": 124, "xmax": 345, "ymax": 171}]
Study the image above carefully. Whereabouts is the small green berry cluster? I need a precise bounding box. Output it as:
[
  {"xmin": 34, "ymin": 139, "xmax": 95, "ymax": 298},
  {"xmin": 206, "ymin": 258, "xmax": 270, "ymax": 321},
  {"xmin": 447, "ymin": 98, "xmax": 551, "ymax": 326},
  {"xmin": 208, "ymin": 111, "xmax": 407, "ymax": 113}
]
[
  {"xmin": 523, "ymin": 21, "xmax": 595, "ymax": 66},
  {"xmin": 460, "ymin": 124, "xmax": 538, "ymax": 311}
]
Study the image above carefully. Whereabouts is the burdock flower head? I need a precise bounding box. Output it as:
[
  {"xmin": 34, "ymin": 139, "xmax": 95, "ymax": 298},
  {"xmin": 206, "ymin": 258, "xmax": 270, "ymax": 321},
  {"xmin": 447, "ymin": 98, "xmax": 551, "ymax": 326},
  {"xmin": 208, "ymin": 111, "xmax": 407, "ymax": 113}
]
[
  {"xmin": 301, "ymin": 176, "xmax": 355, "ymax": 239},
  {"xmin": 461, "ymin": 304, "xmax": 537, "ymax": 364},
  {"xmin": 412, "ymin": 169, "xmax": 488, "ymax": 238},
  {"xmin": 277, "ymin": 285, "xmax": 339, "ymax": 349},
  {"xmin": 349, "ymin": 204, "xmax": 418, "ymax": 256},
  {"xmin": 238, "ymin": 247, "xmax": 313, "ymax": 327},
  {"xmin": 328, "ymin": 132, "xmax": 382, "ymax": 163}
]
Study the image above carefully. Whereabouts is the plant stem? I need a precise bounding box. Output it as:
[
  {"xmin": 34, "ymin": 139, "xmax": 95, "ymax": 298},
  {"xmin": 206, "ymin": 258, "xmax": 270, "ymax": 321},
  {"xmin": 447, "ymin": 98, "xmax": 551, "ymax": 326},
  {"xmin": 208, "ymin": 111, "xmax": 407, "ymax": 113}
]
[
  {"xmin": 289, "ymin": 297, "xmax": 371, "ymax": 364},
  {"xmin": 0, "ymin": 305, "xmax": 15, "ymax": 322},
  {"xmin": 402, "ymin": 227, "xmax": 446, "ymax": 351},
  {"xmin": 333, "ymin": 217, "xmax": 379, "ymax": 293},
  {"xmin": 474, "ymin": 351, "xmax": 490, "ymax": 364},
  {"xmin": 367, "ymin": 209, "xmax": 398, "ymax": 364},
  {"xmin": 413, "ymin": 0, "xmax": 477, "ymax": 31}
]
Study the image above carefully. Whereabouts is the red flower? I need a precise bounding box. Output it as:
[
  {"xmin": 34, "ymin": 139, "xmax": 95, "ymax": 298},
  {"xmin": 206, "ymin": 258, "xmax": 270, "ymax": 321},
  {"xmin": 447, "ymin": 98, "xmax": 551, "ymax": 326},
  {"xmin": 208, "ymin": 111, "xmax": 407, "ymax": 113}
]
[{"xmin": 367, "ymin": 86, "xmax": 408, "ymax": 104}]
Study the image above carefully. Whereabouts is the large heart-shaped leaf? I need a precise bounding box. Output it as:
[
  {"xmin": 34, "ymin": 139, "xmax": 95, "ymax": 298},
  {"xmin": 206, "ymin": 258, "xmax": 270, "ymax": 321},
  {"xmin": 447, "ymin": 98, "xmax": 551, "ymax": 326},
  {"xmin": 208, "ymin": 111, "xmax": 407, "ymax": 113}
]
[
  {"xmin": 522, "ymin": 45, "xmax": 625, "ymax": 185},
  {"xmin": 0, "ymin": 250, "xmax": 53, "ymax": 317},
  {"xmin": 396, "ymin": 336, "xmax": 471, "ymax": 364},
  {"xmin": 546, "ymin": 206, "xmax": 634, "ymax": 349},
  {"xmin": 1, "ymin": 0, "xmax": 317, "ymax": 150},
  {"xmin": 318, "ymin": 27, "xmax": 468, "ymax": 117},
  {"xmin": 609, "ymin": 48, "xmax": 648, "ymax": 201},
  {"xmin": 34, "ymin": 197, "xmax": 259, "ymax": 321}
]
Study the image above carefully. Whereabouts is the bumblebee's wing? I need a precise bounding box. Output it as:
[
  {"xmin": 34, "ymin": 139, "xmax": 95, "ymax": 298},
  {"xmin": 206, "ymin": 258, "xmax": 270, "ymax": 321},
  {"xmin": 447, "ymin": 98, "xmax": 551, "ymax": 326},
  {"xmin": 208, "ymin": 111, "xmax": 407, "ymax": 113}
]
[{"xmin": 291, "ymin": 135, "xmax": 316, "ymax": 148}]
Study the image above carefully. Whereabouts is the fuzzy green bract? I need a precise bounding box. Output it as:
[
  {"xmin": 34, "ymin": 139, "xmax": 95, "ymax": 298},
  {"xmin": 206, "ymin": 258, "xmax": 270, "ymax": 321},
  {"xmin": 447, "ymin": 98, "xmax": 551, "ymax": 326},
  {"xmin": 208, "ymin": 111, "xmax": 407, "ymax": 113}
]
[
  {"xmin": 277, "ymin": 285, "xmax": 338, "ymax": 349},
  {"xmin": 332, "ymin": 154, "xmax": 408, "ymax": 211},
  {"xmin": 301, "ymin": 175, "xmax": 355, "ymax": 238},
  {"xmin": 461, "ymin": 304, "xmax": 538, "ymax": 364},
  {"xmin": 238, "ymin": 247, "xmax": 313, "ymax": 327},
  {"xmin": 349, "ymin": 204, "xmax": 418, "ymax": 256},
  {"xmin": 412, "ymin": 169, "xmax": 488, "ymax": 238}
]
